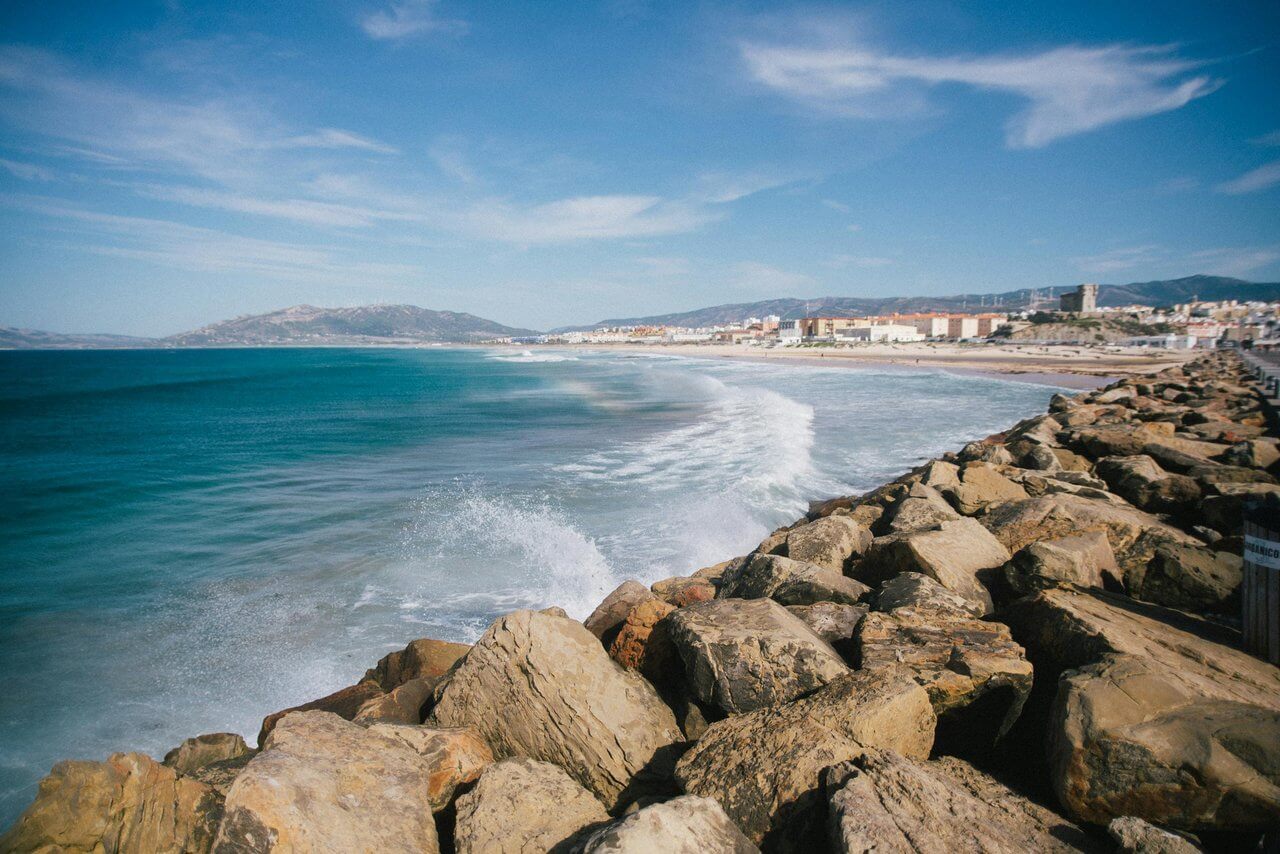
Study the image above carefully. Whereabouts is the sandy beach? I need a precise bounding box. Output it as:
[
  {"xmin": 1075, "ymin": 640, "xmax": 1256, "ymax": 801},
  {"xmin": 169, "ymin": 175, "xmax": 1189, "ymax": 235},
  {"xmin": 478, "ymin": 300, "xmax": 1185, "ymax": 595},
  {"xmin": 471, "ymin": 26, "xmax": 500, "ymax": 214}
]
[{"xmin": 552, "ymin": 341, "xmax": 1197, "ymax": 389}]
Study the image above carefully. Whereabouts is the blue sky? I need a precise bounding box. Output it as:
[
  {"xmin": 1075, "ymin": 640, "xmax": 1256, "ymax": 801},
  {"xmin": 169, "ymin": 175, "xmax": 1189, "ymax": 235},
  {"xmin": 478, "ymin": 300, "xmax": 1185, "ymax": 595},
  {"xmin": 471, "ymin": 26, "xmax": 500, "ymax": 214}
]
[{"xmin": 0, "ymin": 1, "xmax": 1278, "ymax": 335}]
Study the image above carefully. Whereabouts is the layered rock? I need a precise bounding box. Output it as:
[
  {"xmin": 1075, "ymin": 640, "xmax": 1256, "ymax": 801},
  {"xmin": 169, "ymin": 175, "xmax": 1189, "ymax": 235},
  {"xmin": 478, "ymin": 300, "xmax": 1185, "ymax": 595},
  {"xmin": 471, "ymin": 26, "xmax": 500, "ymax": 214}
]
[
  {"xmin": 453, "ymin": 758, "xmax": 609, "ymax": 854},
  {"xmin": 429, "ymin": 609, "xmax": 682, "ymax": 810},
  {"xmin": 163, "ymin": 733, "xmax": 251, "ymax": 777},
  {"xmin": 716, "ymin": 553, "xmax": 869, "ymax": 606},
  {"xmin": 1004, "ymin": 530, "xmax": 1120, "ymax": 596},
  {"xmin": 256, "ymin": 681, "xmax": 385, "ymax": 747},
  {"xmin": 578, "ymin": 795, "xmax": 759, "ymax": 853},
  {"xmin": 939, "ymin": 461, "xmax": 1029, "ymax": 515},
  {"xmin": 782, "ymin": 516, "xmax": 871, "ymax": 572},
  {"xmin": 665, "ymin": 598, "xmax": 850, "ymax": 715},
  {"xmin": 675, "ymin": 668, "xmax": 934, "ymax": 848},
  {"xmin": 363, "ymin": 636, "xmax": 471, "ymax": 691},
  {"xmin": 856, "ymin": 518, "xmax": 1011, "ymax": 614},
  {"xmin": 353, "ymin": 675, "xmax": 438, "ymax": 725},
  {"xmin": 584, "ymin": 580, "xmax": 654, "ymax": 643}
]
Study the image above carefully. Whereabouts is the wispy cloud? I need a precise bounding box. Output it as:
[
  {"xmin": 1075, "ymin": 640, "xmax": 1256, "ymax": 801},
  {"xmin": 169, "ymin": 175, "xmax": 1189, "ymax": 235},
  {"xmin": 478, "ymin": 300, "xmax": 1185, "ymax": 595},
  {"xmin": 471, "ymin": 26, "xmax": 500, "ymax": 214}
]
[
  {"xmin": 821, "ymin": 198, "xmax": 851, "ymax": 213},
  {"xmin": 1216, "ymin": 160, "xmax": 1280, "ymax": 195},
  {"xmin": 1070, "ymin": 245, "xmax": 1162, "ymax": 274},
  {"xmin": 742, "ymin": 41, "xmax": 1220, "ymax": 148},
  {"xmin": 139, "ymin": 185, "xmax": 414, "ymax": 228},
  {"xmin": 692, "ymin": 171, "xmax": 793, "ymax": 203},
  {"xmin": 1250, "ymin": 130, "xmax": 1280, "ymax": 147},
  {"xmin": 1188, "ymin": 247, "xmax": 1280, "ymax": 277},
  {"xmin": 276, "ymin": 129, "xmax": 398, "ymax": 154},
  {"xmin": 827, "ymin": 253, "xmax": 892, "ymax": 269},
  {"xmin": 730, "ymin": 261, "xmax": 812, "ymax": 294},
  {"xmin": 458, "ymin": 195, "xmax": 717, "ymax": 244},
  {"xmin": 0, "ymin": 157, "xmax": 54, "ymax": 181},
  {"xmin": 362, "ymin": 0, "xmax": 467, "ymax": 41},
  {"xmin": 1070, "ymin": 243, "xmax": 1279, "ymax": 277},
  {"xmin": 428, "ymin": 137, "xmax": 479, "ymax": 184}
]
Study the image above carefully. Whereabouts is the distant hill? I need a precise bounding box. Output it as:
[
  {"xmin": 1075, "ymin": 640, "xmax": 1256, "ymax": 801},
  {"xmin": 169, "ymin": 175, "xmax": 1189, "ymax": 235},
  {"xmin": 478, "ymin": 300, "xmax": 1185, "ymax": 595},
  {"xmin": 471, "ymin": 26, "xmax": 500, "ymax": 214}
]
[
  {"xmin": 557, "ymin": 275, "xmax": 1280, "ymax": 331},
  {"xmin": 164, "ymin": 304, "xmax": 537, "ymax": 346},
  {"xmin": 0, "ymin": 328, "xmax": 156, "ymax": 350}
]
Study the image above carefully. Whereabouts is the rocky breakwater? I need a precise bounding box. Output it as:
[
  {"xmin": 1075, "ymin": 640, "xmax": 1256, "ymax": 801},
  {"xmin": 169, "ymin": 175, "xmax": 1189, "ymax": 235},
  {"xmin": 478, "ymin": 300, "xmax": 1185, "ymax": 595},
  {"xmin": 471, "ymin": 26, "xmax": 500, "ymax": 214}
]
[{"xmin": 3, "ymin": 351, "xmax": 1279, "ymax": 853}]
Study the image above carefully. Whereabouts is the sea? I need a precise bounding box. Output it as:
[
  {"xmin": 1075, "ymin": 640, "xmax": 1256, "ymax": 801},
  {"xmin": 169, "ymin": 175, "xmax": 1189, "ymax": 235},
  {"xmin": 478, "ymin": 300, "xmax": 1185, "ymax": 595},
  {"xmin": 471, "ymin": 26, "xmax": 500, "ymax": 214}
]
[{"xmin": 0, "ymin": 346, "xmax": 1063, "ymax": 823}]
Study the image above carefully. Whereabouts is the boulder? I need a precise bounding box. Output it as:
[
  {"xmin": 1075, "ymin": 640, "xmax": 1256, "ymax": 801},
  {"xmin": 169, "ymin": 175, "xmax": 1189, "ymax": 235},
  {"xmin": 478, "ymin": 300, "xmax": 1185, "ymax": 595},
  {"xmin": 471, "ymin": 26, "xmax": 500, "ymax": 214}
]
[
  {"xmin": 940, "ymin": 462, "xmax": 1029, "ymax": 515},
  {"xmin": 1005, "ymin": 413, "xmax": 1064, "ymax": 447},
  {"xmin": 1108, "ymin": 816, "xmax": 1203, "ymax": 853},
  {"xmin": 1004, "ymin": 589, "xmax": 1280, "ymax": 832},
  {"xmin": 881, "ymin": 482, "xmax": 960, "ymax": 533},
  {"xmin": 1095, "ymin": 455, "xmax": 1201, "ymax": 515},
  {"xmin": 855, "ymin": 518, "xmax": 1011, "ymax": 615},
  {"xmin": 163, "ymin": 732, "xmax": 251, "ymax": 776},
  {"xmin": 824, "ymin": 750, "xmax": 1099, "ymax": 854},
  {"xmin": 608, "ymin": 598, "xmax": 677, "ymax": 680},
  {"xmin": 353, "ymin": 675, "xmax": 438, "ymax": 725},
  {"xmin": 785, "ymin": 602, "xmax": 866, "ymax": 656},
  {"xmin": 958, "ymin": 441, "xmax": 1014, "ymax": 465},
  {"xmin": 666, "ymin": 598, "xmax": 850, "ymax": 716},
  {"xmin": 651, "ymin": 576, "xmax": 716, "ymax": 607},
  {"xmin": 856, "ymin": 610, "xmax": 1033, "ymax": 747},
  {"xmin": 584, "ymin": 580, "xmax": 654, "ymax": 643},
  {"xmin": 578, "ymin": 795, "xmax": 758, "ymax": 853},
  {"xmin": 453, "ymin": 758, "xmax": 609, "ymax": 854},
  {"xmin": 0, "ymin": 753, "xmax": 221, "ymax": 854},
  {"xmin": 217, "ymin": 713, "xmax": 493, "ymax": 852},
  {"xmin": 874, "ymin": 571, "xmax": 986, "ymax": 617},
  {"xmin": 1200, "ymin": 484, "xmax": 1280, "ymax": 535},
  {"xmin": 1019, "ymin": 443, "xmax": 1064, "ymax": 472},
  {"xmin": 256, "ymin": 681, "xmax": 385, "ymax": 747},
  {"xmin": 1004, "ymin": 530, "xmax": 1119, "ymax": 596},
  {"xmin": 782, "ymin": 516, "xmax": 871, "ymax": 572},
  {"xmin": 1134, "ymin": 544, "xmax": 1243, "ymax": 612},
  {"xmin": 429, "ymin": 609, "xmax": 682, "ymax": 810},
  {"xmin": 716, "ymin": 553, "xmax": 870, "ymax": 606},
  {"xmin": 675, "ymin": 669, "xmax": 934, "ymax": 848},
  {"xmin": 919, "ymin": 459, "xmax": 961, "ymax": 489},
  {"xmin": 364, "ymin": 636, "xmax": 471, "ymax": 692},
  {"xmin": 1223, "ymin": 438, "xmax": 1280, "ymax": 471}
]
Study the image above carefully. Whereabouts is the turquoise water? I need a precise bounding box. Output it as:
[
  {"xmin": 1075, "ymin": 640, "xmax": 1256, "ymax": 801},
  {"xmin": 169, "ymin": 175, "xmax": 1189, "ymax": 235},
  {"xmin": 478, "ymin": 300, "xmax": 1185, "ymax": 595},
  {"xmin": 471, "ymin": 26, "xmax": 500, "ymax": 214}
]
[{"xmin": 0, "ymin": 346, "xmax": 1057, "ymax": 823}]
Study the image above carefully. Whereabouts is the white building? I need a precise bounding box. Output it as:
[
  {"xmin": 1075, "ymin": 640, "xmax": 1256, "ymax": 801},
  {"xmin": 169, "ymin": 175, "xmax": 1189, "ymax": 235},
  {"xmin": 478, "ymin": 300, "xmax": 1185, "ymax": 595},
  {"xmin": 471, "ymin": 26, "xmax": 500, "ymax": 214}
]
[
  {"xmin": 839, "ymin": 323, "xmax": 926, "ymax": 343},
  {"xmin": 778, "ymin": 319, "xmax": 803, "ymax": 341},
  {"xmin": 910, "ymin": 316, "xmax": 951, "ymax": 338}
]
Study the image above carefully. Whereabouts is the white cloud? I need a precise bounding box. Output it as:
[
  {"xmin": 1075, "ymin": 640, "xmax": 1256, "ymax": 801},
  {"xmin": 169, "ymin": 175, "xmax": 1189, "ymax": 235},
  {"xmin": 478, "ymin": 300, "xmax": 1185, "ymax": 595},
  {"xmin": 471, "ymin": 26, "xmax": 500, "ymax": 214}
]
[
  {"xmin": 1251, "ymin": 130, "xmax": 1280, "ymax": 147},
  {"xmin": 828, "ymin": 253, "xmax": 891, "ymax": 269},
  {"xmin": 742, "ymin": 41, "xmax": 1219, "ymax": 148},
  {"xmin": 457, "ymin": 195, "xmax": 717, "ymax": 243},
  {"xmin": 362, "ymin": 0, "xmax": 466, "ymax": 40},
  {"xmin": 1216, "ymin": 160, "xmax": 1280, "ymax": 195},
  {"xmin": 1069, "ymin": 243, "xmax": 1279, "ymax": 278},
  {"xmin": 139, "ymin": 185, "xmax": 412, "ymax": 228},
  {"xmin": 1070, "ymin": 245, "xmax": 1162, "ymax": 274},
  {"xmin": 821, "ymin": 198, "xmax": 851, "ymax": 213},
  {"xmin": 428, "ymin": 138, "xmax": 479, "ymax": 184},
  {"xmin": 730, "ymin": 261, "xmax": 812, "ymax": 294},
  {"xmin": 0, "ymin": 158, "xmax": 54, "ymax": 181},
  {"xmin": 276, "ymin": 128, "xmax": 398, "ymax": 154},
  {"xmin": 1188, "ymin": 247, "xmax": 1280, "ymax": 277},
  {"xmin": 693, "ymin": 171, "xmax": 793, "ymax": 203}
]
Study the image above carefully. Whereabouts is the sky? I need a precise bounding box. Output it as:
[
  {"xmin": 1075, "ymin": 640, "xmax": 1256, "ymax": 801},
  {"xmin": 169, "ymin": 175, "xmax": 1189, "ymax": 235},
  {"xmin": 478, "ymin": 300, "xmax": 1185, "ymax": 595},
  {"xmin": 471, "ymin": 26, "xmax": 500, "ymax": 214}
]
[{"xmin": 0, "ymin": 1, "xmax": 1278, "ymax": 335}]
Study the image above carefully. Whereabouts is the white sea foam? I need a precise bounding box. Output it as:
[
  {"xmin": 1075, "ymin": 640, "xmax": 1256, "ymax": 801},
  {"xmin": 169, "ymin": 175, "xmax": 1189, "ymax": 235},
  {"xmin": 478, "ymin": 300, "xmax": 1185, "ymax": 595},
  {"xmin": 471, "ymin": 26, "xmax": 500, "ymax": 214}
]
[{"xmin": 486, "ymin": 349, "xmax": 579, "ymax": 363}]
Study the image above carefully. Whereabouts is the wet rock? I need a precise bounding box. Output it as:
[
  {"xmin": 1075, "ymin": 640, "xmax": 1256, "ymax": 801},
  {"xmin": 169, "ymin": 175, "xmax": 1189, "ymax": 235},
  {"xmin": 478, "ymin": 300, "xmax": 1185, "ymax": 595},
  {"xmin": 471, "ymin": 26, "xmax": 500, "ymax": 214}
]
[
  {"xmin": 1004, "ymin": 530, "xmax": 1119, "ymax": 596},
  {"xmin": 353, "ymin": 675, "xmax": 438, "ymax": 725},
  {"xmin": 453, "ymin": 758, "xmax": 609, "ymax": 854},
  {"xmin": 856, "ymin": 518, "xmax": 1011, "ymax": 615},
  {"xmin": 256, "ymin": 681, "xmax": 385, "ymax": 747},
  {"xmin": 783, "ymin": 516, "xmax": 871, "ymax": 572},
  {"xmin": 584, "ymin": 580, "xmax": 655, "ymax": 644},
  {"xmin": 1133, "ymin": 544, "xmax": 1243, "ymax": 612},
  {"xmin": 429, "ymin": 609, "xmax": 682, "ymax": 810},
  {"xmin": 940, "ymin": 462, "xmax": 1029, "ymax": 515},
  {"xmin": 1, "ymin": 753, "xmax": 221, "ymax": 854},
  {"xmin": 716, "ymin": 553, "xmax": 870, "ymax": 606},
  {"xmin": 164, "ymin": 732, "xmax": 251, "ymax": 777},
  {"xmin": 824, "ymin": 750, "xmax": 1099, "ymax": 854},
  {"xmin": 874, "ymin": 571, "xmax": 986, "ymax": 617},
  {"xmin": 675, "ymin": 669, "xmax": 934, "ymax": 848},
  {"xmin": 578, "ymin": 795, "xmax": 759, "ymax": 853},
  {"xmin": 667, "ymin": 598, "xmax": 849, "ymax": 715},
  {"xmin": 364, "ymin": 636, "xmax": 471, "ymax": 692}
]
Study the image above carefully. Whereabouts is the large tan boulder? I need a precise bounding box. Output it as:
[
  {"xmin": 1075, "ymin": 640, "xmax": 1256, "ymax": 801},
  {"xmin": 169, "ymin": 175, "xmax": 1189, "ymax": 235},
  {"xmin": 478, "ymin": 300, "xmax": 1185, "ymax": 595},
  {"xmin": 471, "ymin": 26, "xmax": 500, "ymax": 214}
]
[
  {"xmin": 855, "ymin": 518, "xmax": 1010, "ymax": 615},
  {"xmin": 873, "ymin": 571, "xmax": 985, "ymax": 617},
  {"xmin": 429, "ymin": 609, "xmax": 682, "ymax": 810},
  {"xmin": 1133, "ymin": 544, "xmax": 1243, "ymax": 612},
  {"xmin": 881, "ymin": 482, "xmax": 960, "ymax": 533},
  {"xmin": 579, "ymin": 795, "xmax": 758, "ymax": 853},
  {"xmin": 216, "ymin": 713, "xmax": 488, "ymax": 852},
  {"xmin": 1095, "ymin": 455, "xmax": 1200, "ymax": 515},
  {"xmin": 256, "ymin": 681, "xmax": 384, "ymax": 747},
  {"xmin": 363, "ymin": 636, "xmax": 471, "ymax": 691},
  {"xmin": 1004, "ymin": 589, "xmax": 1280, "ymax": 832},
  {"xmin": 716, "ymin": 553, "xmax": 869, "ymax": 606},
  {"xmin": 674, "ymin": 669, "xmax": 934, "ymax": 848},
  {"xmin": 0, "ymin": 753, "xmax": 221, "ymax": 854},
  {"xmin": 163, "ymin": 733, "xmax": 251, "ymax": 776},
  {"xmin": 650, "ymin": 576, "xmax": 716, "ymax": 607},
  {"xmin": 665, "ymin": 598, "xmax": 850, "ymax": 715},
  {"xmin": 1005, "ymin": 530, "xmax": 1119, "ymax": 596},
  {"xmin": 453, "ymin": 758, "xmax": 609, "ymax": 854},
  {"xmin": 785, "ymin": 602, "xmax": 866, "ymax": 657},
  {"xmin": 940, "ymin": 462, "xmax": 1029, "ymax": 515},
  {"xmin": 783, "ymin": 516, "xmax": 871, "ymax": 572},
  {"xmin": 608, "ymin": 598, "xmax": 677, "ymax": 680},
  {"xmin": 352, "ymin": 675, "xmax": 438, "ymax": 724},
  {"xmin": 824, "ymin": 750, "xmax": 1099, "ymax": 853},
  {"xmin": 856, "ymin": 610, "xmax": 1032, "ymax": 748},
  {"xmin": 584, "ymin": 580, "xmax": 655, "ymax": 643}
]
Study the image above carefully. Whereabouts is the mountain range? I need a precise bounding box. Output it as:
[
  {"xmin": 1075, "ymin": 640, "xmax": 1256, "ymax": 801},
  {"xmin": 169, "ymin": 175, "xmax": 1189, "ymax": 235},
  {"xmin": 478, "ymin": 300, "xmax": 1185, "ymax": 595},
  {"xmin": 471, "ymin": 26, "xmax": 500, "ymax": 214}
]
[{"xmin": 3, "ymin": 275, "xmax": 1278, "ymax": 348}]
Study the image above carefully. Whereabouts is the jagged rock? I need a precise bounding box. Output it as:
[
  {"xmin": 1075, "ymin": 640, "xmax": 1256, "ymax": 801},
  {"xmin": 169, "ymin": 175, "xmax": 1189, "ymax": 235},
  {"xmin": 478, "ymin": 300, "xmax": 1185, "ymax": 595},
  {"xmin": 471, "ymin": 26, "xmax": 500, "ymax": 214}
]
[
  {"xmin": 216, "ymin": 713, "xmax": 493, "ymax": 852},
  {"xmin": 429, "ymin": 609, "xmax": 682, "ymax": 810},
  {"xmin": 1069, "ymin": 424, "xmax": 1172, "ymax": 458},
  {"xmin": 1133, "ymin": 544, "xmax": 1243, "ymax": 612},
  {"xmin": 881, "ymin": 482, "xmax": 960, "ymax": 533},
  {"xmin": 256, "ymin": 681, "xmax": 385, "ymax": 747},
  {"xmin": 1095, "ymin": 455, "xmax": 1201, "ymax": 515},
  {"xmin": 584, "ymin": 580, "xmax": 654, "ymax": 643},
  {"xmin": 981, "ymin": 493, "xmax": 1200, "ymax": 585},
  {"xmin": 453, "ymin": 758, "xmax": 609, "ymax": 854},
  {"xmin": 1108, "ymin": 816, "xmax": 1203, "ymax": 853},
  {"xmin": 1005, "ymin": 530, "xmax": 1119, "ymax": 596},
  {"xmin": 163, "ymin": 733, "xmax": 251, "ymax": 776},
  {"xmin": 1005, "ymin": 413, "xmax": 1064, "ymax": 447},
  {"xmin": 1053, "ymin": 448, "xmax": 1094, "ymax": 471},
  {"xmin": 1020, "ymin": 443, "xmax": 1063, "ymax": 471},
  {"xmin": 651, "ymin": 576, "xmax": 716, "ymax": 607},
  {"xmin": 353, "ymin": 675, "xmax": 438, "ymax": 724},
  {"xmin": 919, "ymin": 459, "xmax": 961, "ymax": 489},
  {"xmin": 958, "ymin": 441, "xmax": 1014, "ymax": 465},
  {"xmin": 1222, "ymin": 439, "xmax": 1279, "ymax": 471},
  {"xmin": 786, "ymin": 602, "xmax": 866, "ymax": 655},
  {"xmin": 364, "ymin": 636, "xmax": 471, "ymax": 691},
  {"xmin": 856, "ymin": 610, "xmax": 1032, "ymax": 746},
  {"xmin": 1004, "ymin": 589, "xmax": 1280, "ymax": 832},
  {"xmin": 716, "ymin": 553, "xmax": 870, "ymax": 606},
  {"xmin": 754, "ymin": 527, "xmax": 791, "ymax": 555},
  {"xmin": 693, "ymin": 558, "xmax": 738, "ymax": 584},
  {"xmin": 0, "ymin": 753, "xmax": 222, "ymax": 854},
  {"xmin": 856, "ymin": 518, "xmax": 1011, "ymax": 615},
  {"xmin": 1200, "ymin": 483, "xmax": 1280, "ymax": 535},
  {"xmin": 609, "ymin": 598, "xmax": 677, "ymax": 680},
  {"xmin": 578, "ymin": 795, "xmax": 759, "ymax": 853},
  {"xmin": 824, "ymin": 750, "xmax": 1099, "ymax": 854},
  {"xmin": 666, "ymin": 598, "xmax": 850, "ymax": 716},
  {"xmin": 874, "ymin": 571, "xmax": 986, "ymax": 617},
  {"xmin": 675, "ymin": 669, "xmax": 934, "ymax": 848},
  {"xmin": 783, "ymin": 516, "xmax": 871, "ymax": 572},
  {"xmin": 940, "ymin": 462, "xmax": 1029, "ymax": 515}
]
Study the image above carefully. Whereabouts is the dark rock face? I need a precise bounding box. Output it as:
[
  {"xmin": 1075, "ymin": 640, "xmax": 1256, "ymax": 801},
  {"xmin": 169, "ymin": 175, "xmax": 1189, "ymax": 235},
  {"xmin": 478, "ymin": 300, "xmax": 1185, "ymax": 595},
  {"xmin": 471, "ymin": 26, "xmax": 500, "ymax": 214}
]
[
  {"xmin": 716, "ymin": 553, "xmax": 870, "ymax": 606},
  {"xmin": 1134, "ymin": 544, "xmax": 1243, "ymax": 612}
]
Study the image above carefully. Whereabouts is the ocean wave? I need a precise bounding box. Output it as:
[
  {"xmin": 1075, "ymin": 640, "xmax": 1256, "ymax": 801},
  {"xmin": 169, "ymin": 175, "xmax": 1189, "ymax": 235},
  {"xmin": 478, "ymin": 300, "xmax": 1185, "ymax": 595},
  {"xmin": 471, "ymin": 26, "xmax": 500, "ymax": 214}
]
[{"xmin": 486, "ymin": 349, "xmax": 579, "ymax": 363}]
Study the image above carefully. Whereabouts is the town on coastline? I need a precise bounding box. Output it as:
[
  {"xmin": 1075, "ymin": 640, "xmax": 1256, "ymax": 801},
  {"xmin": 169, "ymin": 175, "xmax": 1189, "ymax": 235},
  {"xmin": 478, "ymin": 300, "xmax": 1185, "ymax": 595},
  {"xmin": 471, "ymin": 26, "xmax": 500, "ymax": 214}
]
[{"xmin": 505, "ymin": 285, "xmax": 1280, "ymax": 351}]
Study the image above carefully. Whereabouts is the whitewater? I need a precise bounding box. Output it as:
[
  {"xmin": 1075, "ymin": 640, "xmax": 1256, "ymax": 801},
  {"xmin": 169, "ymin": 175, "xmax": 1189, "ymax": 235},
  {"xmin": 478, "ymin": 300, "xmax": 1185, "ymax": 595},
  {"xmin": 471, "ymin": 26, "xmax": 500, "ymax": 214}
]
[{"xmin": 0, "ymin": 346, "xmax": 1060, "ymax": 824}]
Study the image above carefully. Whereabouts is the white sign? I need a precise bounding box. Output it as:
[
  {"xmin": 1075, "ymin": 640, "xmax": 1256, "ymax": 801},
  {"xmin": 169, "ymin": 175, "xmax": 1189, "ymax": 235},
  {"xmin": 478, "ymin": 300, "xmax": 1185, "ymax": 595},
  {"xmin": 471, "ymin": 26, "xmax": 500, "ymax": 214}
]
[{"xmin": 1245, "ymin": 535, "xmax": 1280, "ymax": 570}]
